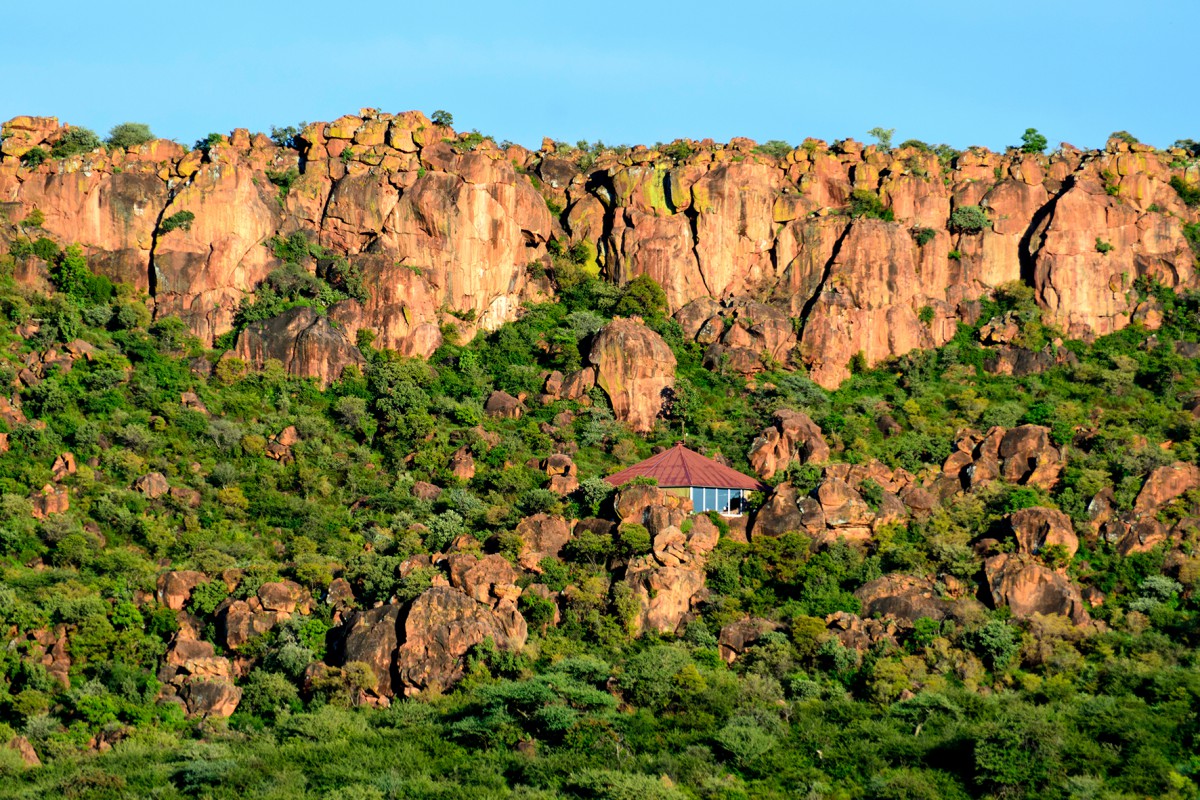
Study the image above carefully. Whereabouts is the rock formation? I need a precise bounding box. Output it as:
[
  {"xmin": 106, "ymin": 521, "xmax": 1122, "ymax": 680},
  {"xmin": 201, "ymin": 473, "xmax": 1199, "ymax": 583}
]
[{"xmin": 7, "ymin": 116, "xmax": 1193, "ymax": 390}]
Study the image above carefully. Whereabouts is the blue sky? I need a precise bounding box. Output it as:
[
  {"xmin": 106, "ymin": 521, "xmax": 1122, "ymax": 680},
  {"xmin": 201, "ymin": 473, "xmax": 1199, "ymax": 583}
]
[{"xmin": 4, "ymin": 0, "xmax": 1196, "ymax": 151}]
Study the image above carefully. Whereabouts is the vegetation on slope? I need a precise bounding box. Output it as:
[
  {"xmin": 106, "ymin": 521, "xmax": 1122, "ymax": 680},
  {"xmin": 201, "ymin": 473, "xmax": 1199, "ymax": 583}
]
[{"xmin": 0, "ymin": 242, "xmax": 1197, "ymax": 799}]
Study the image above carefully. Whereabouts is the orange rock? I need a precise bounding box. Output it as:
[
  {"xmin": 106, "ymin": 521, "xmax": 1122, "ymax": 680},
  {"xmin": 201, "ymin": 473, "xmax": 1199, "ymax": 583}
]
[{"xmin": 588, "ymin": 318, "xmax": 676, "ymax": 433}]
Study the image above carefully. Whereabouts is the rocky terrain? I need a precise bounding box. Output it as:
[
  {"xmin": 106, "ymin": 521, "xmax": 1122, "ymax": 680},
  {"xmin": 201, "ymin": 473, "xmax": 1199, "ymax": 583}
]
[
  {"xmin": 3, "ymin": 111, "xmax": 1197, "ymax": 388},
  {"xmin": 1, "ymin": 112, "xmax": 1199, "ymax": 799}
]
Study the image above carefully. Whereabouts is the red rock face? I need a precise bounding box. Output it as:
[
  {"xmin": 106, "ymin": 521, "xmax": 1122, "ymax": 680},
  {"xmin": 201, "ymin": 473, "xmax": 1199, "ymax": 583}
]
[
  {"xmin": 3, "ymin": 116, "xmax": 1198, "ymax": 390},
  {"xmin": 588, "ymin": 317, "xmax": 676, "ymax": 432}
]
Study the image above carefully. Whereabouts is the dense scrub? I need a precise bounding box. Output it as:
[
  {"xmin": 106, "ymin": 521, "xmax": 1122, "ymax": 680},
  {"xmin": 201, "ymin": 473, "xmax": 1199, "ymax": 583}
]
[{"xmin": 0, "ymin": 244, "xmax": 1198, "ymax": 799}]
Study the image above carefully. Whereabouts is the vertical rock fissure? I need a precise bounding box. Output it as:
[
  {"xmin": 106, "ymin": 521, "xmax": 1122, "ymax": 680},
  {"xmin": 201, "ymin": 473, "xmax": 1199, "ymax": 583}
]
[
  {"xmin": 684, "ymin": 205, "xmax": 713, "ymax": 298},
  {"xmin": 796, "ymin": 219, "xmax": 854, "ymax": 331},
  {"xmin": 1019, "ymin": 174, "xmax": 1073, "ymax": 290},
  {"xmin": 146, "ymin": 182, "xmax": 184, "ymax": 304}
]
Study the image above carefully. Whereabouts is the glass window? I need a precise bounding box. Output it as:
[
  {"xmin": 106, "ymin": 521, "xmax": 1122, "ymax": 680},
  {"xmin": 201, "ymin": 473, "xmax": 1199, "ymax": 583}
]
[
  {"xmin": 717, "ymin": 488, "xmax": 730, "ymax": 513},
  {"xmin": 691, "ymin": 486, "xmax": 702, "ymax": 511},
  {"xmin": 729, "ymin": 490, "xmax": 742, "ymax": 514},
  {"xmin": 705, "ymin": 487, "xmax": 716, "ymax": 512}
]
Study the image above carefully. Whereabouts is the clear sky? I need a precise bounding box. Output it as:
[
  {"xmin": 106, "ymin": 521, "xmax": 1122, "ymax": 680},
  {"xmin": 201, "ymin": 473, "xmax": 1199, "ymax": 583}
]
[{"xmin": 4, "ymin": 0, "xmax": 1196, "ymax": 152}]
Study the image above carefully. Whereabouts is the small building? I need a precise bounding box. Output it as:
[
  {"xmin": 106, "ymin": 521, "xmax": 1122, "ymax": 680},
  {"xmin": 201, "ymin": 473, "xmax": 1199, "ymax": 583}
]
[{"xmin": 604, "ymin": 443, "xmax": 766, "ymax": 516}]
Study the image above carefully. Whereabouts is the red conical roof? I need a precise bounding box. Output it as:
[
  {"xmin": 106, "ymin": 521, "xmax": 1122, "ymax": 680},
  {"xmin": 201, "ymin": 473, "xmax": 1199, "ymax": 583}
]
[{"xmin": 604, "ymin": 443, "xmax": 766, "ymax": 490}]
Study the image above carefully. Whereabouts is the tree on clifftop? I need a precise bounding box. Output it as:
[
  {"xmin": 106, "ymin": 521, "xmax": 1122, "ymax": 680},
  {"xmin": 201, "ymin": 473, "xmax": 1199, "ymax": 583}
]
[
  {"xmin": 106, "ymin": 122, "xmax": 155, "ymax": 150},
  {"xmin": 1019, "ymin": 127, "xmax": 1048, "ymax": 154}
]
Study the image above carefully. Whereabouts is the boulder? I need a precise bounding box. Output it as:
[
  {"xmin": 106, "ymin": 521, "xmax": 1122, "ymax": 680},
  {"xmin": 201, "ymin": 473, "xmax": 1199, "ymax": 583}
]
[
  {"xmin": 133, "ymin": 472, "xmax": 170, "ymax": 499},
  {"xmin": 751, "ymin": 481, "xmax": 823, "ymax": 539},
  {"xmin": 983, "ymin": 554, "xmax": 1089, "ymax": 623},
  {"xmin": 1133, "ymin": 462, "xmax": 1200, "ymax": 514},
  {"xmin": 484, "ymin": 390, "xmax": 524, "ymax": 419},
  {"xmin": 394, "ymin": 587, "xmax": 527, "ymax": 694},
  {"xmin": 623, "ymin": 564, "xmax": 707, "ymax": 635},
  {"xmin": 181, "ymin": 678, "xmax": 242, "ymax": 718},
  {"xmin": 718, "ymin": 617, "xmax": 780, "ymax": 663},
  {"xmin": 854, "ymin": 574, "xmax": 951, "ymax": 622},
  {"xmin": 516, "ymin": 513, "xmax": 573, "ymax": 571},
  {"xmin": 340, "ymin": 604, "xmax": 402, "ymax": 695},
  {"xmin": 157, "ymin": 571, "xmax": 208, "ymax": 611},
  {"xmin": 748, "ymin": 409, "xmax": 829, "ymax": 479},
  {"xmin": 230, "ymin": 306, "xmax": 364, "ymax": 388},
  {"xmin": 588, "ymin": 318, "xmax": 676, "ymax": 432},
  {"xmin": 1008, "ymin": 507, "xmax": 1078, "ymax": 558}
]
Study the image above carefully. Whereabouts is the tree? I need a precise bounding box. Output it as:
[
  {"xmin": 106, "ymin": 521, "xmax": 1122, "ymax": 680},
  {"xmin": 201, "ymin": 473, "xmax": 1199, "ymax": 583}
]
[
  {"xmin": 1019, "ymin": 127, "xmax": 1048, "ymax": 154},
  {"xmin": 106, "ymin": 122, "xmax": 155, "ymax": 150},
  {"xmin": 868, "ymin": 126, "xmax": 895, "ymax": 149},
  {"xmin": 49, "ymin": 245, "xmax": 92, "ymax": 299},
  {"xmin": 50, "ymin": 127, "xmax": 101, "ymax": 158},
  {"xmin": 950, "ymin": 205, "xmax": 989, "ymax": 233},
  {"xmin": 431, "ymin": 109, "xmax": 454, "ymax": 127}
]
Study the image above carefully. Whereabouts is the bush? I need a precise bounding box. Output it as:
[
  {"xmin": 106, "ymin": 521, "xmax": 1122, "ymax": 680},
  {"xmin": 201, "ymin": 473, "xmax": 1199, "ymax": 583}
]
[
  {"xmin": 160, "ymin": 211, "xmax": 195, "ymax": 233},
  {"xmin": 49, "ymin": 245, "xmax": 93, "ymax": 299},
  {"xmin": 1019, "ymin": 128, "xmax": 1048, "ymax": 154},
  {"xmin": 1095, "ymin": 238, "xmax": 1114, "ymax": 254},
  {"xmin": 912, "ymin": 227, "xmax": 936, "ymax": 246},
  {"xmin": 19, "ymin": 147, "xmax": 47, "ymax": 168},
  {"xmin": 754, "ymin": 140, "xmax": 792, "ymax": 158},
  {"xmin": 1169, "ymin": 176, "xmax": 1200, "ymax": 207},
  {"xmin": 51, "ymin": 127, "xmax": 102, "ymax": 158},
  {"xmin": 106, "ymin": 122, "xmax": 155, "ymax": 150},
  {"xmin": 431, "ymin": 110, "xmax": 454, "ymax": 127},
  {"xmin": 950, "ymin": 205, "xmax": 989, "ymax": 233},
  {"xmin": 849, "ymin": 189, "xmax": 894, "ymax": 221}
]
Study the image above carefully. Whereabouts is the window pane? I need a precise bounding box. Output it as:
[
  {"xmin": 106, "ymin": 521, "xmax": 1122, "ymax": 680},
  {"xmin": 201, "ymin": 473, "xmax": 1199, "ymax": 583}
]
[
  {"xmin": 706, "ymin": 487, "xmax": 716, "ymax": 511},
  {"xmin": 691, "ymin": 487, "xmax": 702, "ymax": 511},
  {"xmin": 718, "ymin": 489, "xmax": 730, "ymax": 513},
  {"xmin": 730, "ymin": 490, "xmax": 742, "ymax": 514}
]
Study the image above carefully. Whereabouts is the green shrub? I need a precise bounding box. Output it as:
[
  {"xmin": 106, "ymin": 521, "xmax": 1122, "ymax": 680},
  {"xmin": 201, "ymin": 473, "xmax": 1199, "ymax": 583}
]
[
  {"xmin": 867, "ymin": 126, "xmax": 895, "ymax": 149},
  {"xmin": 50, "ymin": 127, "xmax": 102, "ymax": 158},
  {"xmin": 160, "ymin": 211, "xmax": 195, "ymax": 234},
  {"xmin": 1095, "ymin": 238, "xmax": 1114, "ymax": 254},
  {"xmin": 19, "ymin": 147, "xmax": 47, "ymax": 168},
  {"xmin": 1169, "ymin": 176, "xmax": 1200, "ymax": 207},
  {"xmin": 1019, "ymin": 127, "xmax": 1048, "ymax": 154},
  {"xmin": 106, "ymin": 122, "xmax": 155, "ymax": 150},
  {"xmin": 912, "ymin": 227, "xmax": 936, "ymax": 246},
  {"xmin": 754, "ymin": 140, "xmax": 792, "ymax": 158},
  {"xmin": 848, "ymin": 189, "xmax": 894, "ymax": 221},
  {"xmin": 431, "ymin": 110, "xmax": 454, "ymax": 127},
  {"xmin": 950, "ymin": 205, "xmax": 989, "ymax": 233}
]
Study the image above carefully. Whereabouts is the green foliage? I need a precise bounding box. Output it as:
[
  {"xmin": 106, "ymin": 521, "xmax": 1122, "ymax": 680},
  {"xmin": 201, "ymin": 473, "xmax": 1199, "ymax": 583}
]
[
  {"xmin": 1019, "ymin": 127, "xmax": 1048, "ymax": 154},
  {"xmin": 269, "ymin": 123, "xmax": 306, "ymax": 149},
  {"xmin": 159, "ymin": 211, "xmax": 195, "ymax": 233},
  {"xmin": 659, "ymin": 141, "xmax": 693, "ymax": 161},
  {"xmin": 19, "ymin": 147, "xmax": 47, "ymax": 168},
  {"xmin": 867, "ymin": 126, "xmax": 895, "ymax": 149},
  {"xmin": 105, "ymin": 122, "xmax": 155, "ymax": 149},
  {"xmin": 1096, "ymin": 237, "xmax": 1114, "ymax": 254},
  {"xmin": 753, "ymin": 140, "xmax": 792, "ymax": 158},
  {"xmin": 50, "ymin": 127, "xmax": 101, "ymax": 158},
  {"xmin": 48, "ymin": 244, "xmax": 93, "ymax": 300},
  {"xmin": 614, "ymin": 274, "xmax": 668, "ymax": 320},
  {"xmin": 430, "ymin": 109, "xmax": 454, "ymax": 126},
  {"xmin": 848, "ymin": 189, "xmax": 894, "ymax": 221},
  {"xmin": 950, "ymin": 204, "xmax": 989, "ymax": 233},
  {"xmin": 1109, "ymin": 130, "xmax": 1139, "ymax": 145},
  {"xmin": 1170, "ymin": 175, "xmax": 1200, "ymax": 207},
  {"xmin": 911, "ymin": 227, "xmax": 936, "ymax": 246}
]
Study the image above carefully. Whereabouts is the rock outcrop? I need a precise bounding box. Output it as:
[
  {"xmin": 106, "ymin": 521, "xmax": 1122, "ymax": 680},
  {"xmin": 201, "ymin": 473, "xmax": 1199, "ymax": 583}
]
[
  {"xmin": 587, "ymin": 317, "xmax": 676, "ymax": 432},
  {"xmin": 3, "ymin": 116, "xmax": 1197, "ymax": 389},
  {"xmin": 748, "ymin": 409, "xmax": 829, "ymax": 479}
]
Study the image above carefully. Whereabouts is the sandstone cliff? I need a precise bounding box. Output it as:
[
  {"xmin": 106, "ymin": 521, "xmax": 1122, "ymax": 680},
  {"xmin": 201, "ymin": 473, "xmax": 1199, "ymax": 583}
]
[{"xmin": 3, "ymin": 112, "xmax": 1198, "ymax": 389}]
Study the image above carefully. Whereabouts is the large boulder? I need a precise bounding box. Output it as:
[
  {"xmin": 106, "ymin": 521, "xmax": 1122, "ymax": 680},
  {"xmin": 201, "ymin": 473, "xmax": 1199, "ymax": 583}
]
[
  {"xmin": 1008, "ymin": 507, "xmax": 1078, "ymax": 558},
  {"xmin": 984, "ymin": 554, "xmax": 1089, "ymax": 623},
  {"xmin": 751, "ymin": 481, "xmax": 824, "ymax": 539},
  {"xmin": 231, "ymin": 305, "xmax": 364, "ymax": 388},
  {"xmin": 1133, "ymin": 462, "xmax": 1200, "ymax": 514},
  {"xmin": 394, "ymin": 587, "xmax": 527, "ymax": 694},
  {"xmin": 854, "ymin": 574, "xmax": 952, "ymax": 623},
  {"xmin": 748, "ymin": 409, "xmax": 829, "ymax": 479},
  {"xmin": 339, "ymin": 604, "xmax": 402, "ymax": 695},
  {"xmin": 587, "ymin": 317, "xmax": 676, "ymax": 432},
  {"xmin": 516, "ymin": 514, "xmax": 573, "ymax": 571},
  {"xmin": 623, "ymin": 563, "xmax": 707, "ymax": 635}
]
